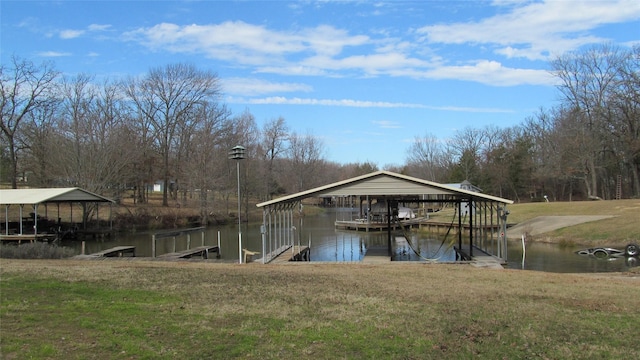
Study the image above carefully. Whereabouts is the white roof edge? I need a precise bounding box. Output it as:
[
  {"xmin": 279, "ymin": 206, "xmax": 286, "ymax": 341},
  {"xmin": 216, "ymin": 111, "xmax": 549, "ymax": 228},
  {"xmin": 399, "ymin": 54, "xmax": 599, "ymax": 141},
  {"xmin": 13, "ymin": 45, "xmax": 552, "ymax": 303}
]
[
  {"xmin": 0, "ymin": 187, "xmax": 115, "ymax": 205},
  {"xmin": 256, "ymin": 171, "xmax": 513, "ymax": 207}
]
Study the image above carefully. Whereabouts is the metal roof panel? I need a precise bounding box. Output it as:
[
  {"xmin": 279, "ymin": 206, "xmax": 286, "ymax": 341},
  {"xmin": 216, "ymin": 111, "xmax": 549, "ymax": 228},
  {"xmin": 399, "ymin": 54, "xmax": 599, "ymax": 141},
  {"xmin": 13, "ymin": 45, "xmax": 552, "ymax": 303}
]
[
  {"xmin": 257, "ymin": 171, "xmax": 513, "ymax": 207},
  {"xmin": 0, "ymin": 188, "xmax": 114, "ymax": 205}
]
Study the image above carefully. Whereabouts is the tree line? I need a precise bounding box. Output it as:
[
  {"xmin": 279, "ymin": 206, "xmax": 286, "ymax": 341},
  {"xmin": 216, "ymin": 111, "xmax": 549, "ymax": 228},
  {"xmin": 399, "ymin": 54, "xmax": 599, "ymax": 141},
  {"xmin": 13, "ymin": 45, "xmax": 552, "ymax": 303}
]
[
  {"xmin": 407, "ymin": 44, "xmax": 639, "ymax": 202},
  {"xmin": 2, "ymin": 44, "xmax": 638, "ymax": 222}
]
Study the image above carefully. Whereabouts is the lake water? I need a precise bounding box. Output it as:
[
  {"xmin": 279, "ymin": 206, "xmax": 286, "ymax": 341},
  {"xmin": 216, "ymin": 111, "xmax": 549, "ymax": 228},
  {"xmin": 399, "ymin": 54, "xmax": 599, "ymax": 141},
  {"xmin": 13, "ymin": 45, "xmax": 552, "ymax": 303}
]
[{"xmin": 63, "ymin": 208, "xmax": 638, "ymax": 273}]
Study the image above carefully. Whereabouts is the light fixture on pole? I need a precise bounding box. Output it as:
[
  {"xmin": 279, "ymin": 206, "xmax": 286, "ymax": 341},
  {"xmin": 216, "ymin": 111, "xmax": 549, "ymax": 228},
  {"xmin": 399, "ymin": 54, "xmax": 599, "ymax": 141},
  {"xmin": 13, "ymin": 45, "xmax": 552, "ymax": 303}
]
[{"xmin": 228, "ymin": 145, "xmax": 245, "ymax": 264}]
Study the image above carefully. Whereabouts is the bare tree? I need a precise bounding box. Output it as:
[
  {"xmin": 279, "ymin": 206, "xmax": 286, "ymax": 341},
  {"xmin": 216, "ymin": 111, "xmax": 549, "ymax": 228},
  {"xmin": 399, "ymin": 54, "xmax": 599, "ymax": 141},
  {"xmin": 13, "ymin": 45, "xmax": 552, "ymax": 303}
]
[
  {"xmin": 406, "ymin": 133, "xmax": 446, "ymax": 181},
  {"xmin": 56, "ymin": 76, "xmax": 133, "ymax": 206},
  {"xmin": 552, "ymin": 44, "xmax": 626, "ymax": 199},
  {"xmin": 524, "ymin": 108, "xmax": 567, "ymax": 200},
  {"xmin": 182, "ymin": 103, "xmax": 232, "ymax": 224},
  {"xmin": 125, "ymin": 63, "xmax": 222, "ymax": 206},
  {"xmin": 260, "ymin": 116, "xmax": 289, "ymax": 199},
  {"xmin": 121, "ymin": 78, "xmax": 157, "ymax": 204},
  {"xmin": 21, "ymin": 100, "xmax": 61, "ymax": 186},
  {"xmin": 232, "ymin": 111, "xmax": 259, "ymax": 222},
  {"xmin": 58, "ymin": 73, "xmax": 96, "ymax": 188},
  {"xmin": 341, "ymin": 161, "xmax": 379, "ymax": 179},
  {"xmin": 286, "ymin": 131, "xmax": 325, "ymax": 192},
  {"xmin": 447, "ymin": 127, "xmax": 486, "ymax": 182},
  {"xmin": 0, "ymin": 56, "xmax": 59, "ymax": 188},
  {"xmin": 609, "ymin": 45, "xmax": 640, "ymax": 197}
]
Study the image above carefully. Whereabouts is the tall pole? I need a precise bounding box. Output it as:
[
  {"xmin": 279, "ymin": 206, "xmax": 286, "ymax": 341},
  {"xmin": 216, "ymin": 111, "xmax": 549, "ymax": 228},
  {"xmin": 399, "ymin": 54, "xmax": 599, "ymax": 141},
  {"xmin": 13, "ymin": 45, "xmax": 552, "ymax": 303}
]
[
  {"xmin": 229, "ymin": 145, "xmax": 245, "ymax": 264},
  {"xmin": 236, "ymin": 159, "xmax": 242, "ymax": 264}
]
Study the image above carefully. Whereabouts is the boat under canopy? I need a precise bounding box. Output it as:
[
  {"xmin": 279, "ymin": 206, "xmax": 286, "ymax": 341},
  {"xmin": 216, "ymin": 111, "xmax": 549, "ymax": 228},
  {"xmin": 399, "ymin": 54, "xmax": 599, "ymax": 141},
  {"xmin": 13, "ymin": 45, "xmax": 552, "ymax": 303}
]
[{"xmin": 256, "ymin": 171, "xmax": 513, "ymax": 263}]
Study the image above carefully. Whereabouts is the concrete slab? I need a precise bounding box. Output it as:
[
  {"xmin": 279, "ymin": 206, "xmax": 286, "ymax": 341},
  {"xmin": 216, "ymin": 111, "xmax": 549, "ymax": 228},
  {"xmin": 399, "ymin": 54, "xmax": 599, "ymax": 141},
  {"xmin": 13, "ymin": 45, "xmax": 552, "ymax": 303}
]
[{"xmin": 506, "ymin": 215, "xmax": 615, "ymax": 239}]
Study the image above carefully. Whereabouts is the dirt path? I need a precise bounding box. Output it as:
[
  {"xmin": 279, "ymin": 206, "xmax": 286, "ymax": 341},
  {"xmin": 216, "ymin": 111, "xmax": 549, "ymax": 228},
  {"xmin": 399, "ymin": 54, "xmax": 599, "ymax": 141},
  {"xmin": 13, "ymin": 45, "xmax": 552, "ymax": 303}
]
[{"xmin": 506, "ymin": 215, "xmax": 615, "ymax": 239}]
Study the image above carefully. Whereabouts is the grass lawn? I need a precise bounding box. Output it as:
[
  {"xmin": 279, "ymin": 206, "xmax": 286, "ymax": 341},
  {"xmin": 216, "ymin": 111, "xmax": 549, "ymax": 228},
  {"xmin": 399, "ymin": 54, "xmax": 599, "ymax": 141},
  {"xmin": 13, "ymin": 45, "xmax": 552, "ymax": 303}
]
[
  {"xmin": 2, "ymin": 259, "xmax": 639, "ymax": 359},
  {"xmin": 427, "ymin": 199, "xmax": 640, "ymax": 245}
]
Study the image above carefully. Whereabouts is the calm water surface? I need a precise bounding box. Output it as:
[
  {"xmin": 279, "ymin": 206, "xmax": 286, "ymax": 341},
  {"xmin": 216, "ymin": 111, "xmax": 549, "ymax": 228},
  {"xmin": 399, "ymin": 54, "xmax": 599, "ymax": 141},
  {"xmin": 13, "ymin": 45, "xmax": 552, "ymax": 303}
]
[{"xmin": 63, "ymin": 208, "xmax": 637, "ymax": 273}]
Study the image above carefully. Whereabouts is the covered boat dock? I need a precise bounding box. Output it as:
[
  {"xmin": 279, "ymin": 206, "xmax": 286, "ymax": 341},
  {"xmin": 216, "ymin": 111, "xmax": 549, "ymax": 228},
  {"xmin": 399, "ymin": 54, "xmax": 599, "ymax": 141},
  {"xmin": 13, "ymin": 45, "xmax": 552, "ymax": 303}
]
[
  {"xmin": 256, "ymin": 171, "xmax": 513, "ymax": 264},
  {"xmin": 0, "ymin": 187, "xmax": 115, "ymax": 243}
]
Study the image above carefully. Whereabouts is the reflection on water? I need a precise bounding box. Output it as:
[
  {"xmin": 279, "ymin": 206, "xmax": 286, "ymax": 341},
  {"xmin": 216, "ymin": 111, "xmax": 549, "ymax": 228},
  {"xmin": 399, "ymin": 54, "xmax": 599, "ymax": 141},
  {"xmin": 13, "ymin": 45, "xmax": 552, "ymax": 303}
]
[
  {"xmin": 62, "ymin": 208, "xmax": 637, "ymax": 273},
  {"xmin": 289, "ymin": 209, "xmax": 457, "ymax": 262}
]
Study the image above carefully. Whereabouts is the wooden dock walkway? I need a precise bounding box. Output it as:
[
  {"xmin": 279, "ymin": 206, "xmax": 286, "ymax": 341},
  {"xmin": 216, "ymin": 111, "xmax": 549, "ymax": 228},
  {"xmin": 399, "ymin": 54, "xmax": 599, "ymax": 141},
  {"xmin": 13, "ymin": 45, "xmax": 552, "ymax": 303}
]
[
  {"xmin": 0, "ymin": 233, "xmax": 57, "ymax": 243},
  {"xmin": 335, "ymin": 218, "xmax": 502, "ymax": 234},
  {"xmin": 157, "ymin": 245, "xmax": 219, "ymax": 260},
  {"xmin": 257, "ymin": 245, "xmax": 310, "ymax": 264},
  {"xmin": 454, "ymin": 246, "xmax": 505, "ymax": 269},
  {"xmin": 335, "ymin": 220, "xmax": 401, "ymax": 231},
  {"xmin": 89, "ymin": 246, "xmax": 136, "ymax": 257},
  {"xmin": 71, "ymin": 246, "xmax": 136, "ymax": 260}
]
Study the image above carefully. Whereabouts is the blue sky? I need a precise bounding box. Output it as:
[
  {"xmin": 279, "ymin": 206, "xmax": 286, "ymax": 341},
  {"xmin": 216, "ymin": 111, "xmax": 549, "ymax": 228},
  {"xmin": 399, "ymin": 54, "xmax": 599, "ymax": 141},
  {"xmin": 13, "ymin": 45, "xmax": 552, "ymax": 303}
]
[{"xmin": 2, "ymin": 1, "xmax": 639, "ymax": 167}]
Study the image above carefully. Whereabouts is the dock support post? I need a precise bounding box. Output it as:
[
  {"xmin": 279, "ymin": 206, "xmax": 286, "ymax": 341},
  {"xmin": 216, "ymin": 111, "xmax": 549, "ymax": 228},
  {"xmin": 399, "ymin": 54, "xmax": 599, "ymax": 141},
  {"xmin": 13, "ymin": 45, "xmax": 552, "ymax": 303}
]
[
  {"xmin": 387, "ymin": 200, "xmax": 392, "ymax": 257},
  {"xmin": 458, "ymin": 202, "xmax": 462, "ymax": 253},
  {"xmin": 261, "ymin": 225, "xmax": 266, "ymax": 264},
  {"xmin": 469, "ymin": 200, "xmax": 474, "ymax": 257},
  {"xmin": 239, "ymin": 233, "xmax": 242, "ymax": 264},
  {"xmin": 217, "ymin": 231, "xmax": 221, "ymax": 257}
]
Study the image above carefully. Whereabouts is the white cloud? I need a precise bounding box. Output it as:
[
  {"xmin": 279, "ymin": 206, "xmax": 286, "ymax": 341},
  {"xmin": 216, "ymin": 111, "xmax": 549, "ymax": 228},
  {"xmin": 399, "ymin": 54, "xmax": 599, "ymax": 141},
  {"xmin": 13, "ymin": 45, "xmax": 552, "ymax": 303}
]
[
  {"xmin": 58, "ymin": 24, "xmax": 112, "ymax": 40},
  {"xmin": 123, "ymin": 21, "xmax": 434, "ymax": 78},
  {"xmin": 255, "ymin": 65, "xmax": 331, "ymax": 77},
  {"xmin": 59, "ymin": 29, "xmax": 84, "ymax": 39},
  {"xmin": 37, "ymin": 51, "xmax": 71, "ymax": 57},
  {"xmin": 222, "ymin": 78, "xmax": 313, "ymax": 96},
  {"xmin": 240, "ymin": 97, "xmax": 423, "ymax": 108},
  {"xmin": 230, "ymin": 96, "xmax": 513, "ymax": 113},
  {"xmin": 423, "ymin": 60, "xmax": 557, "ymax": 86},
  {"xmin": 301, "ymin": 52, "xmax": 431, "ymax": 76},
  {"xmin": 300, "ymin": 25, "xmax": 369, "ymax": 57},
  {"xmin": 88, "ymin": 24, "xmax": 111, "ymax": 31},
  {"xmin": 418, "ymin": 0, "xmax": 640, "ymax": 60},
  {"xmin": 119, "ymin": 2, "xmax": 630, "ymax": 87},
  {"xmin": 123, "ymin": 21, "xmax": 367, "ymax": 67},
  {"xmin": 373, "ymin": 120, "xmax": 401, "ymax": 129}
]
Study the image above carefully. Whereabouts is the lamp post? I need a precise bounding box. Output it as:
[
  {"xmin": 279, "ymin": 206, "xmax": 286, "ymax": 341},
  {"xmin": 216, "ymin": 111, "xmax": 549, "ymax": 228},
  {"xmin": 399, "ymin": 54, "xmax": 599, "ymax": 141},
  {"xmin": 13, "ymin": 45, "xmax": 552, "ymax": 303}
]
[{"xmin": 229, "ymin": 145, "xmax": 245, "ymax": 263}]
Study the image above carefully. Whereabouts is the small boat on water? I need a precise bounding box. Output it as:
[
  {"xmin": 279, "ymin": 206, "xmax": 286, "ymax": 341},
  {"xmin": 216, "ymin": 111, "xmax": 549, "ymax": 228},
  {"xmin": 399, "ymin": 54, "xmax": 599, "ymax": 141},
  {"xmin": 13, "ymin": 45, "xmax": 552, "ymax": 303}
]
[{"xmin": 576, "ymin": 243, "xmax": 639, "ymax": 258}]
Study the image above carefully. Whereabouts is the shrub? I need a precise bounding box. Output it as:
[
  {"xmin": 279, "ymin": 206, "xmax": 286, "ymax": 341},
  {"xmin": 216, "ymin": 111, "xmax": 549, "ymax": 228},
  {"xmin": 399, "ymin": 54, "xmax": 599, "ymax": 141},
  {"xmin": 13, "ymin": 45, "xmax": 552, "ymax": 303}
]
[{"xmin": 0, "ymin": 242, "xmax": 76, "ymax": 259}]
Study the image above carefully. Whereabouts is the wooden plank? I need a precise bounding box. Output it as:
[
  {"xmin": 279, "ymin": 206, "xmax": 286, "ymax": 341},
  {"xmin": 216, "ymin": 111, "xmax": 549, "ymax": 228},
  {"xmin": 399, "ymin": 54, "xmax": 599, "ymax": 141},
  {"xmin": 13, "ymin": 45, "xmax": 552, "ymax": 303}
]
[
  {"xmin": 0, "ymin": 234, "xmax": 57, "ymax": 243},
  {"xmin": 271, "ymin": 245, "xmax": 309, "ymax": 263},
  {"xmin": 90, "ymin": 246, "xmax": 136, "ymax": 257},
  {"xmin": 334, "ymin": 220, "xmax": 399, "ymax": 231},
  {"xmin": 258, "ymin": 245, "xmax": 310, "ymax": 264},
  {"xmin": 158, "ymin": 245, "xmax": 219, "ymax": 259},
  {"xmin": 255, "ymin": 245, "xmax": 291, "ymax": 263},
  {"xmin": 455, "ymin": 246, "xmax": 504, "ymax": 269}
]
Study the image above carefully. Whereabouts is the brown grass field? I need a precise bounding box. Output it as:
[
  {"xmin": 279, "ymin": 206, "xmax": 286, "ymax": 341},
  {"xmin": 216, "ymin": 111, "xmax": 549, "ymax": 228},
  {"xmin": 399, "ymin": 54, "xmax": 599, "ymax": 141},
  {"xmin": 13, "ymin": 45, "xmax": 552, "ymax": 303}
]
[
  {"xmin": 1, "ymin": 259, "xmax": 639, "ymax": 359},
  {"xmin": 1, "ymin": 199, "xmax": 640, "ymax": 358}
]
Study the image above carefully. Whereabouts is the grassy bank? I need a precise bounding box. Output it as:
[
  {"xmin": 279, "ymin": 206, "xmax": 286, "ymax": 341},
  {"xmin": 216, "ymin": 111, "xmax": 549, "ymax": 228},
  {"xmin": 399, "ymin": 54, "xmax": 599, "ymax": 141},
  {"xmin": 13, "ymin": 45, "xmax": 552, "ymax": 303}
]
[
  {"xmin": 1, "ymin": 260, "xmax": 639, "ymax": 359},
  {"xmin": 428, "ymin": 199, "xmax": 640, "ymax": 245},
  {"xmin": 508, "ymin": 199, "xmax": 640, "ymax": 245}
]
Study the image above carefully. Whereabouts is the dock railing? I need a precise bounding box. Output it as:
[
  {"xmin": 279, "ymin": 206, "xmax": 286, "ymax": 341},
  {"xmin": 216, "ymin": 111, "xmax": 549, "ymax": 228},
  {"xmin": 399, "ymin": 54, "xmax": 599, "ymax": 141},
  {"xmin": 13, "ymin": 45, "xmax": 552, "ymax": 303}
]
[{"xmin": 151, "ymin": 227, "xmax": 207, "ymax": 258}]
